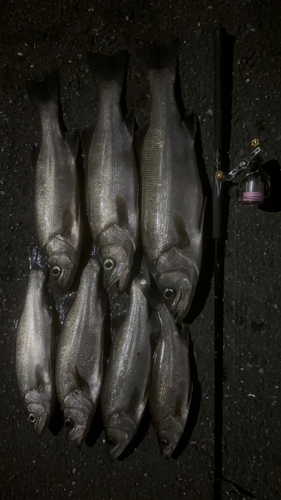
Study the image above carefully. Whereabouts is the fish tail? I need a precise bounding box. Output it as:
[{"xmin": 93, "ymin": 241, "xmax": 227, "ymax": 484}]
[
  {"xmin": 134, "ymin": 41, "xmax": 178, "ymax": 75},
  {"xmin": 26, "ymin": 73, "xmax": 59, "ymax": 110},
  {"xmin": 87, "ymin": 50, "xmax": 128, "ymax": 87},
  {"xmin": 28, "ymin": 245, "xmax": 48, "ymax": 271}
]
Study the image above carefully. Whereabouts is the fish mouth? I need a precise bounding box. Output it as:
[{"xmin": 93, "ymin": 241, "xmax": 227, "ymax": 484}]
[
  {"xmin": 170, "ymin": 291, "xmax": 181, "ymax": 313},
  {"xmin": 33, "ymin": 414, "xmax": 48, "ymax": 436},
  {"xmin": 106, "ymin": 427, "xmax": 130, "ymax": 461},
  {"xmin": 158, "ymin": 420, "xmax": 183, "ymax": 457},
  {"xmin": 108, "ymin": 266, "xmax": 129, "ymax": 292},
  {"xmin": 170, "ymin": 291, "xmax": 191, "ymax": 324},
  {"xmin": 159, "ymin": 438, "xmax": 177, "ymax": 458},
  {"xmin": 67, "ymin": 424, "xmax": 87, "ymax": 447},
  {"xmin": 56, "ymin": 268, "xmax": 75, "ymax": 293}
]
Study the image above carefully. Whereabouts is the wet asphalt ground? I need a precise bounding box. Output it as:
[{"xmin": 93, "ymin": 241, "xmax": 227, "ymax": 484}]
[{"xmin": 0, "ymin": 1, "xmax": 281, "ymax": 499}]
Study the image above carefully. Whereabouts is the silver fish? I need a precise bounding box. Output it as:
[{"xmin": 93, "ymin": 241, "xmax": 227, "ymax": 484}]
[
  {"xmin": 26, "ymin": 74, "xmax": 82, "ymax": 292},
  {"xmin": 101, "ymin": 276, "xmax": 151, "ymax": 460},
  {"xmin": 139, "ymin": 45, "xmax": 204, "ymax": 322},
  {"xmin": 149, "ymin": 303, "xmax": 191, "ymax": 458},
  {"xmin": 15, "ymin": 247, "xmax": 55, "ymax": 435},
  {"xmin": 85, "ymin": 51, "xmax": 138, "ymax": 292},
  {"xmin": 56, "ymin": 252, "xmax": 106, "ymax": 446}
]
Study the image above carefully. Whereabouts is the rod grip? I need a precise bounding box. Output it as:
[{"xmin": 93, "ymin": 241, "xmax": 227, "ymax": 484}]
[{"xmin": 214, "ymin": 28, "xmax": 225, "ymax": 151}]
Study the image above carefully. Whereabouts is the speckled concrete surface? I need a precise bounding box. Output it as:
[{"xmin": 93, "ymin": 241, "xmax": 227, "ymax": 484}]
[{"xmin": 0, "ymin": 1, "xmax": 280, "ymax": 499}]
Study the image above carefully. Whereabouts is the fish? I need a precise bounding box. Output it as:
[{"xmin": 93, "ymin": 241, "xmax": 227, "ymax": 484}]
[
  {"xmin": 101, "ymin": 275, "xmax": 151, "ymax": 460},
  {"xmin": 26, "ymin": 74, "xmax": 82, "ymax": 292},
  {"xmin": 55, "ymin": 250, "xmax": 106, "ymax": 446},
  {"xmin": 149, "ymin": 303, "xmax": 191, "ymax": 458},
  {"xmin": 137, "ymin": 44, "xmax": 204, "ymax": 322},
  {"xmin": 84, "ymin": 50, "xmax": 139, "ymax": 292},
  {"xmin": 15, "ymin": 247, "xmax": 55, "ymax": 435}
]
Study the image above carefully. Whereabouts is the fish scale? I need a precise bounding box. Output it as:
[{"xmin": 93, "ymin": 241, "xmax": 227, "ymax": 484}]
[
  {"xmin": 101, "ymin": 276, "xmax": 151, "ymax": 460},
  {"xmin": 27, "ymin": 74, "xmax": 82, "ymax": 292},
  {"xmin": 88, "ymin": 88, "xmax": 137, "ymax": 239},
  {"xmin": 139, "ymin": 45, "xmax": 204, "ymax": 322},
  {"xmin": 149, "ymin": 303, "xmax": 191, "ymax": 458},
  {"xmin": 56, "ymin": 255, "xmax": 106, "ymax": 446},
  {"xmin": 85, "ymin": 50, "xmax": 138, "ymax": 291},
  {"xmin": 16, "ymin": 255, "xmax": 55, "ymax": 436}
]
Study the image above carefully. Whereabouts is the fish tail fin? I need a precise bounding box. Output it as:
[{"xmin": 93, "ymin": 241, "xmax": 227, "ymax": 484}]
[
  {"xmin": 87, "ymin": 50, "xmax": 128, "ymax": 87},
  {"xmin": 134, "ymin": 41, "xmax": 178, "ymax": 75},
  {"xmin": 26, "ymin": 73, "xmax": 59, "ymax": 110},
  {"xmin": 28, "ymin": 245, "xmax": 48, "ymax": 271}
]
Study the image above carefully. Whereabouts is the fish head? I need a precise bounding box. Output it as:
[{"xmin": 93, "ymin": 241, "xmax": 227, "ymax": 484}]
[
  {"xmin": 105, "ymin": 412, "xmax": 136, "ymax": 460},
  {"xmin": 158, "ymin": 269, "xmax": 193, "ymax": 323},
  {"xmin": 100, "ymin": 243, "xmax": 133, "ymax": 292},
  {"xmin": 48, "ymin": 251, "xmax": 77, "ymax": 292},
  {"xmin": 157, "ymin": 418, "xmax": 183, "ymax": 458},
  {"xmin": 63, "ymin": 392, "xmax": 93, "ymax": 447},
  {"xmin": 26, "ymin": 403, "xmax": 49, "ymax": 436}
]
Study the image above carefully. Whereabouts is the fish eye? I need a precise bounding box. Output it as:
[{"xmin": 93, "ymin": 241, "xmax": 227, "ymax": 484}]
[
  {"xmin": 104, "ymin": 258, "xmax": 115, "ymax": 271},
  {"xmin": 164, "ymin": 288, "xmax": 174, "ymax": 300},
  {"xmin": 29, "ymin": 413, "xmax": 36, "ymax": 423},
  {"xmin": 160, "ymin": 438, "xmax": 168, "ymax": 445},
  {"xmin": 51, "ymin": 265, "xmax": 61, "ymax": 277},
  {"xmin": 65, "ymin": 418, "xmax": 74, "ymax": 430}
]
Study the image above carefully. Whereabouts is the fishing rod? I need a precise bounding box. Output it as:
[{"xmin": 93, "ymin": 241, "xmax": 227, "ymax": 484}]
[
  {"xmin": 213, "ymin": 26, "xmax": 225, "ymax": 500},
  {"xmin": 213, "ymin": 27, "xmax": 270, "ymax": 500}
]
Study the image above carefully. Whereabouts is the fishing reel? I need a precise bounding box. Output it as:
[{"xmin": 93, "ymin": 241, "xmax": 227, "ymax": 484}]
[{"xmin": 216, "ymin": 140, "xmax": 271, "ymax": 205}]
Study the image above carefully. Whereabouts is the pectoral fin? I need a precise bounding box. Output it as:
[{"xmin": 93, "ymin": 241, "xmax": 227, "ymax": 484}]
[
  {"xmin": 69, "ymin": 364, "xmax": 90, "ymax": 395},
  {"xmin": 128, "ymin": 387, "xmax": 141, "ymax": 414},
  {"xmin": 62, "ymin": 210, "xmax": 73, "ymax": 238},
  {"xmin": 180, "ymin": 323, "xmax": 190, "ymax": 346},
  {"xmin": 35, "ymin": 364, "xmax": 46, "ymax": 392},
  {"xmin": 174, "ymin": 395, "xmax": 183, "ymax": 418},
  {"xmin": 173, "ymin": 214, "xmax": 190, "ymax": 250},
  {"xmin": 116, "ymin": 195, "xmax": 129, "ymax": 228}
]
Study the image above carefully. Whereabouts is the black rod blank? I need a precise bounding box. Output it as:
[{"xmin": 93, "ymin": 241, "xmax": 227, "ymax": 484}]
[
  {"xmin": 213, "ymin": 26, "xmax": 226, "ymax": 500},
  {"xmin": 214, "ymin": 28, "xmax": 224, "ymax": 151}
]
